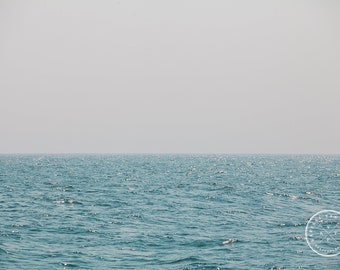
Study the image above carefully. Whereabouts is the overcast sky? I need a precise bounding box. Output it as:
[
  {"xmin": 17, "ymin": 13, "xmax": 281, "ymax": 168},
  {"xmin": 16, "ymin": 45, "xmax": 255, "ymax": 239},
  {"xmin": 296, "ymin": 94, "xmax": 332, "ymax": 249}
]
[{"xmin": 0, "ymin": 0, "xmax": 339, "ymax": 154}]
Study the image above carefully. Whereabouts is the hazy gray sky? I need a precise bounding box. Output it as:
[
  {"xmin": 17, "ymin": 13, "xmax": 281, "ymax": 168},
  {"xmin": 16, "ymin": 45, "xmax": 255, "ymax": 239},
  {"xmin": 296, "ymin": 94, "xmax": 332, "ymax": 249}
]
[{"xmin": 1, "ymin": 0, "xmax": 339, "ymax": 153}]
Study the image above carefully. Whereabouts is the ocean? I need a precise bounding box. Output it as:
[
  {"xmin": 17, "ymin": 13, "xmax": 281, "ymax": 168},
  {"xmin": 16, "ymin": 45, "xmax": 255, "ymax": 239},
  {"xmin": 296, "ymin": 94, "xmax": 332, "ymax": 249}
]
[{"xmin": 0, "ymin": 154, "xmax": 339, "ymax": 269}]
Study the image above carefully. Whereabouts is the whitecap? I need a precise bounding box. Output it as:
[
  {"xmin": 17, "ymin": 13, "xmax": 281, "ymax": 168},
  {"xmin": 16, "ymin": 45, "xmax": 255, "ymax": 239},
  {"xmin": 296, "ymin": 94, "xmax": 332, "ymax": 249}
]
[{"xmin": 222, "ymin": 238, "xmax": 238, "ymax": 245}]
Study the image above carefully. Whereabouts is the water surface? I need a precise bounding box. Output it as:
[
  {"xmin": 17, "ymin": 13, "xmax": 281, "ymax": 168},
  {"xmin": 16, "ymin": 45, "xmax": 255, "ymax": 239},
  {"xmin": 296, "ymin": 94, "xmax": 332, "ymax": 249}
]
[{"xmin": 0, "ymin": 154, "xmax": 339, "ymax": 269}]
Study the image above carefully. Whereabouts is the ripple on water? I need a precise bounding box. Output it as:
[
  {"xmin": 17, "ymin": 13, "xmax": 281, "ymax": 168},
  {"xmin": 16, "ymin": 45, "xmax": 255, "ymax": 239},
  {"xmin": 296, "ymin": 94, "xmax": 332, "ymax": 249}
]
[{"xmin": 0, "ymin": 154, "xmax": 339, "ymax": 269}]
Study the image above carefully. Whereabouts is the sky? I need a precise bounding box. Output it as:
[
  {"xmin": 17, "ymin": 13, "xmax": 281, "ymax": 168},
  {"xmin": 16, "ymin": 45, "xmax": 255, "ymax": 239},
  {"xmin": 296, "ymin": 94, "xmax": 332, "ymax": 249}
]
[{"xmin": 0, "ymin": 0, "xmax": 339, "ymax": 154}]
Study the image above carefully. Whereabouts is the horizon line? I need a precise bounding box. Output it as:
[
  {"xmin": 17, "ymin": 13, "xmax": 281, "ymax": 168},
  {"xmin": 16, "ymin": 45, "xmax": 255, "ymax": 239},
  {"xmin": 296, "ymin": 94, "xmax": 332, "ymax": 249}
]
[{"xmin": 0, "ymin": 152, "xmax": 339, "ymax": 156}]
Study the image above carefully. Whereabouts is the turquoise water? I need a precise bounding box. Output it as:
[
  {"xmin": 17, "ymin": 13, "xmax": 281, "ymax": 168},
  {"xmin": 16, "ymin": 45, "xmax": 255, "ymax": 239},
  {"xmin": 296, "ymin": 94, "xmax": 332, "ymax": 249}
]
[{"xmin": 0, "ymin": 154, "xmax": 339, "ymax": 269}]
